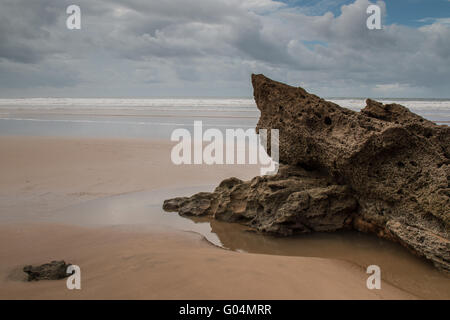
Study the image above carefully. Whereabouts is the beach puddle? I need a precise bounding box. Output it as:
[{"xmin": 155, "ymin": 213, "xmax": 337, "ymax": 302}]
[{"xmin": 46, "ymin": 186, "xmax": 449, "ymax": 299}]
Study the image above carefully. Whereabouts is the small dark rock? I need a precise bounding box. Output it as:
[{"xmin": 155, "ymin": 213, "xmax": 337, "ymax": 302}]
[{"xmin": 23, "ymin": 260, "xmax": 72, "ymax": 281}]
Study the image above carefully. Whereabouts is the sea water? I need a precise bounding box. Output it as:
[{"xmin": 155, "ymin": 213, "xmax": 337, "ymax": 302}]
[{"xmin": 0, "ymin": 98, "xmax": 448, "ymax": 138}]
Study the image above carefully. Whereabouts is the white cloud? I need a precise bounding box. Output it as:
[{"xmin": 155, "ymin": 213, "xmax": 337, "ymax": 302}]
[
  {"xmin": 240, "ymin": 0, "xmax": 286, "ymax": 13},
  {"xmin": 418, "ymin": 17, "xmax": 450, "ymax": 25}
]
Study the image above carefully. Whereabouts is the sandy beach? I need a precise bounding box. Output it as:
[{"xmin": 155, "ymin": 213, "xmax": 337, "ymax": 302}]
[{"xmin": 0, "ymin": 136, "xmax": 423, "ymax": 300}]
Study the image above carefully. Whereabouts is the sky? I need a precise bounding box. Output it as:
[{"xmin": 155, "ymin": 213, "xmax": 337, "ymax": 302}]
[{"xmin": 0, "ymin": 0, "xmax": 449, "ymax": 98}]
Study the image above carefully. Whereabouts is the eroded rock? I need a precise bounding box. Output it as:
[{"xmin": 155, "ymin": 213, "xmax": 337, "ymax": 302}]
[
  {"xmin": 164, "ymin": 74, "xmax": 449, "ymax": 272},
  {"xmin": 23, "ymin": 260, "xmax": 72, "ymax": 281}
]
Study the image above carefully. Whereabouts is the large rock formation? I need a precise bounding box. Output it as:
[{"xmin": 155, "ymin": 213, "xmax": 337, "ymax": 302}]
[{"xmin": 164, "ymin": 74, "xmax": 450, "ymax": 272}]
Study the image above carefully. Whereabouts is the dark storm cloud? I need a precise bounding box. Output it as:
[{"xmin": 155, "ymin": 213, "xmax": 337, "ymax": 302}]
[{"xmin": 0, "ymin": 0, "xmax": 65, "ymax": 63}]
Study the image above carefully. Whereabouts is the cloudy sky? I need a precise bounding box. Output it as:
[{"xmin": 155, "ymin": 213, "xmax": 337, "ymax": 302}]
[{"xmin": 0, "ymin": 0, "xmax": 449, "ymax": 98}]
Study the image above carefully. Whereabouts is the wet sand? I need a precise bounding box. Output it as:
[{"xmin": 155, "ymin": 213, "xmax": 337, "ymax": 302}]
[
  {"xmin": 0, "ymin": 136, "xmax": 259, "ymax": 215},
  {"xmin": 0, "ymin": 136, "xmax": 445, "ymax": 299},
  {"xmin": 0, "ymin": 223, "xmax": 419, "ymax": 300}
]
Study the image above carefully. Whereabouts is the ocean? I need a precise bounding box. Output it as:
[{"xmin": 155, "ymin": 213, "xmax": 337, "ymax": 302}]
[{"xmin": 0, "ymin": 98, "xmax": 448, "ymax": 138}]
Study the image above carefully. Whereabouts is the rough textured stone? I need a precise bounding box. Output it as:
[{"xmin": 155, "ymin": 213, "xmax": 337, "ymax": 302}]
[
  {"xmin": 164, "ymin": 74, "xmax": 450, "ymax": 272},
  {"xmin": 23, "ymin": 260, "xmax": 72, "ymax": 281}
]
